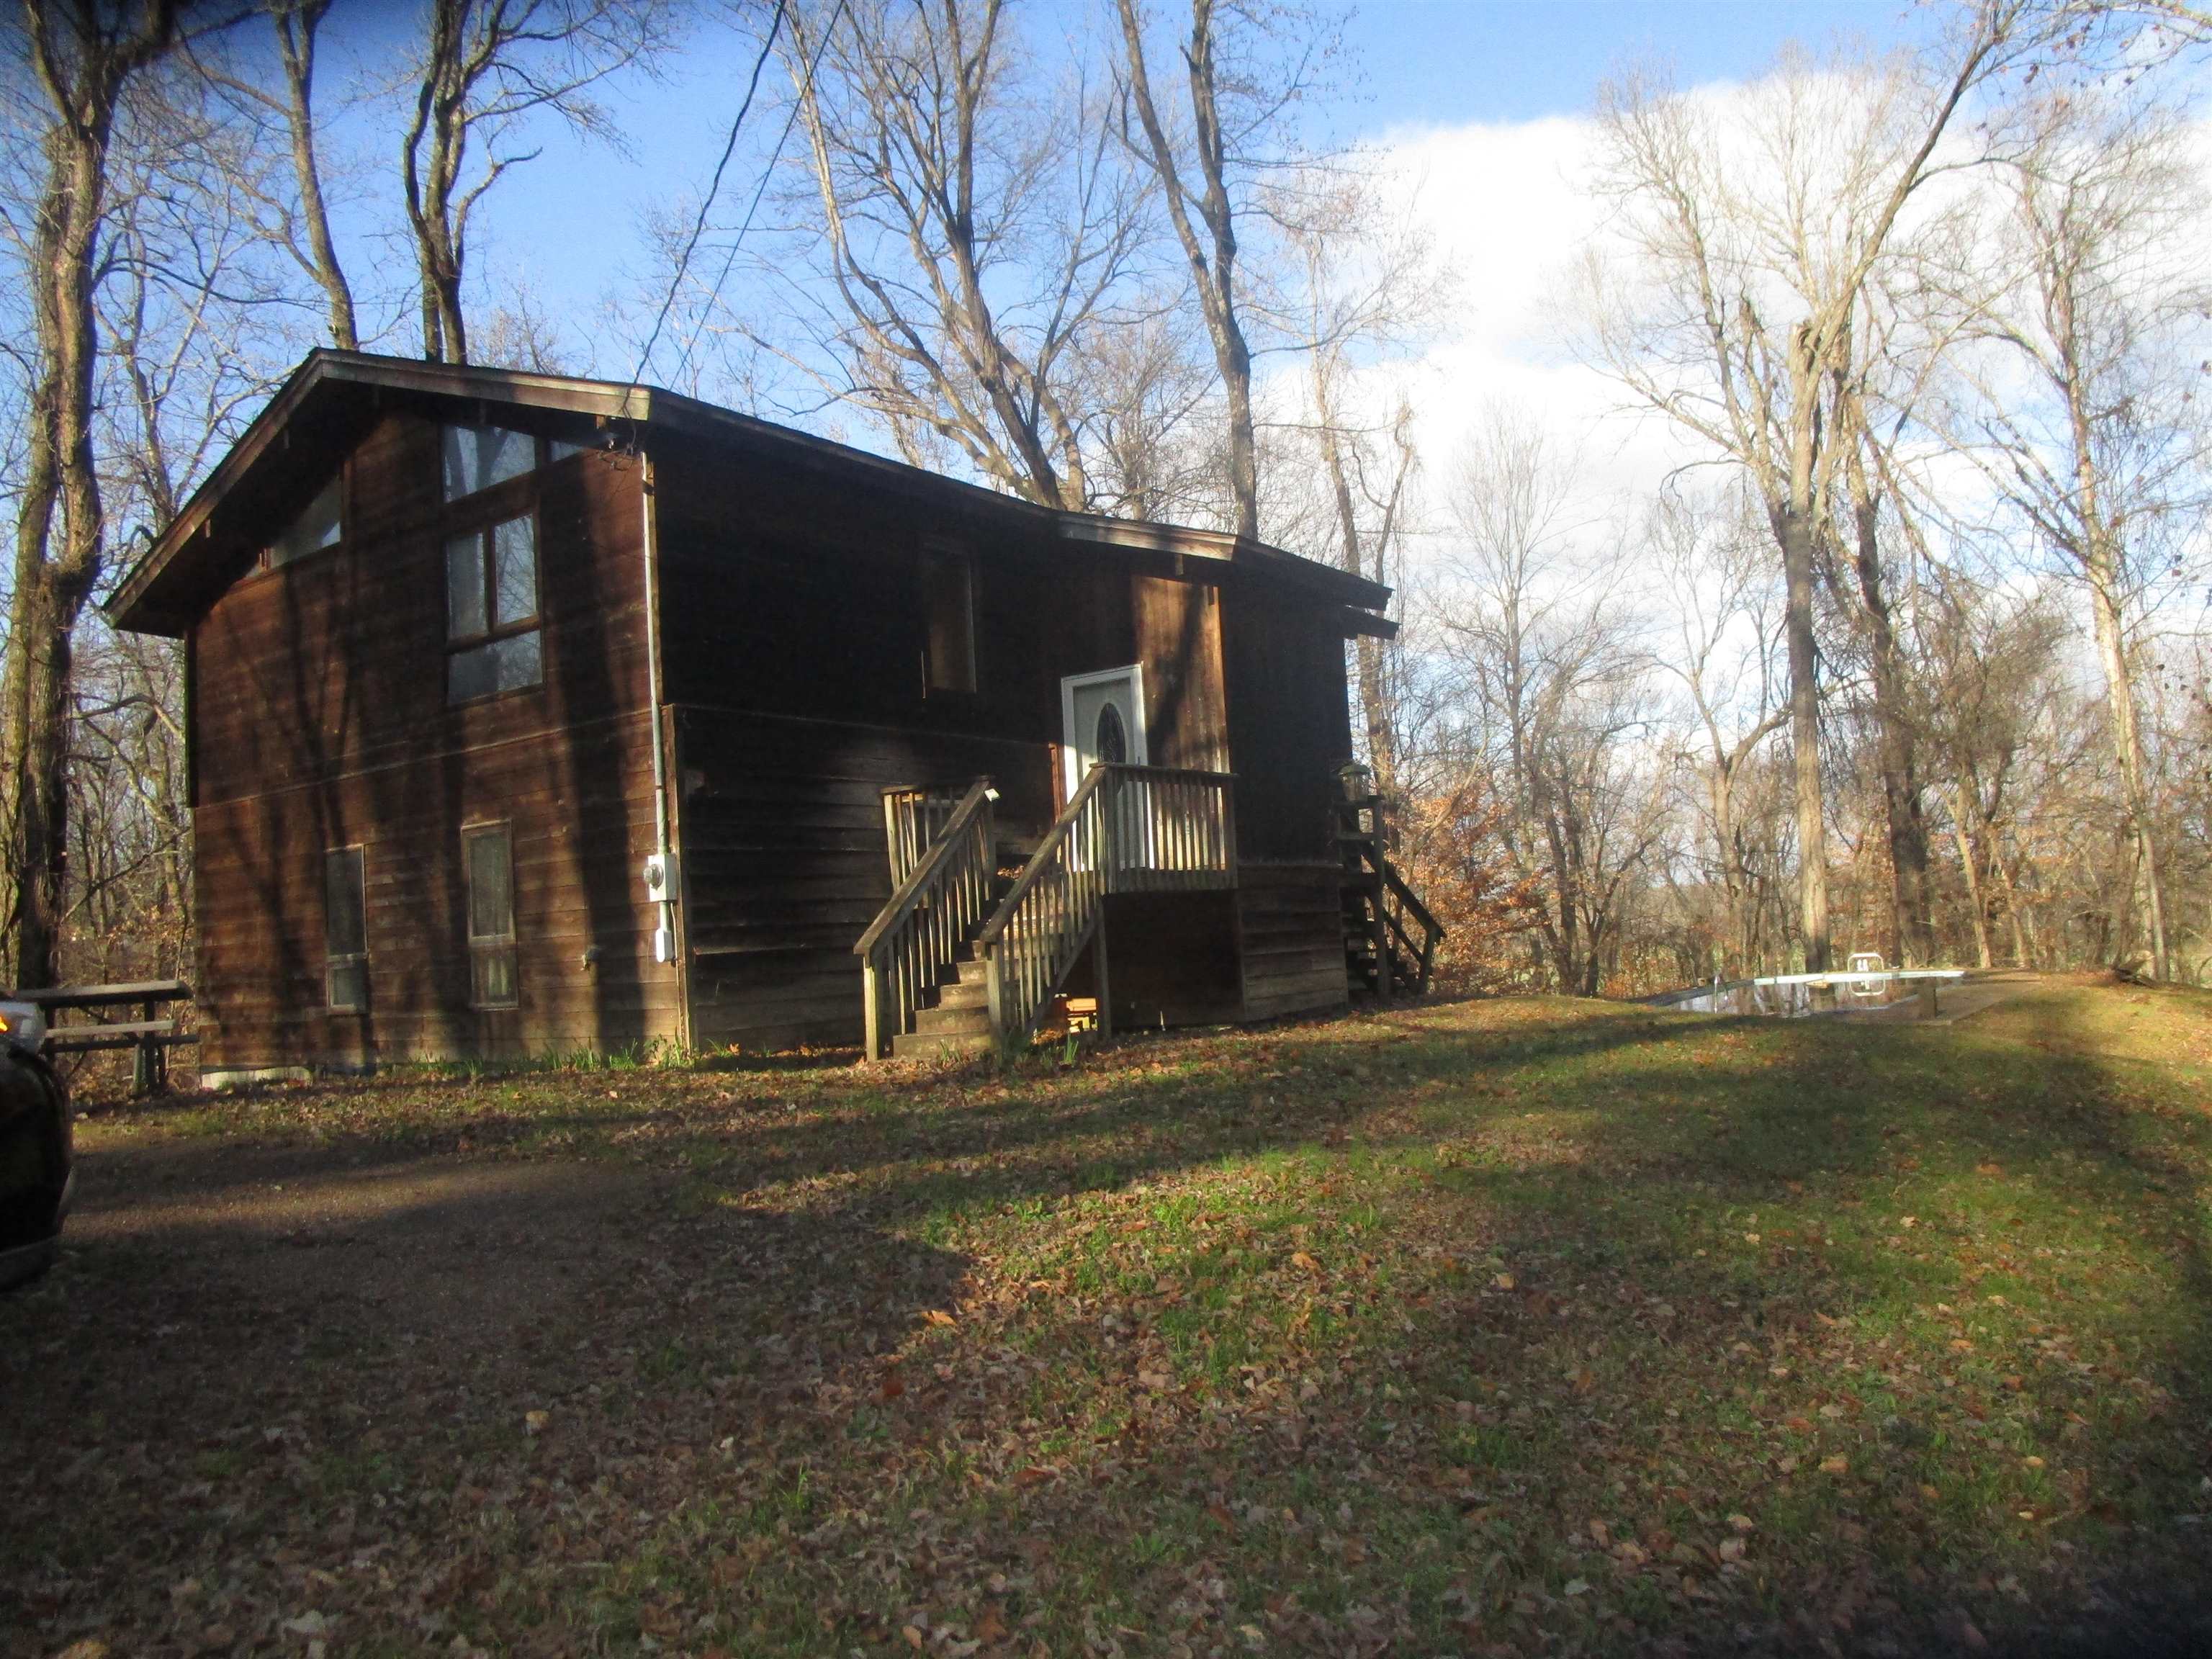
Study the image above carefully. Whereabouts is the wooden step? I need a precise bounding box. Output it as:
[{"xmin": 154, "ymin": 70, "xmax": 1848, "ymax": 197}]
[
  {"xmin": 892, "ymin": 1027, "xmax": 992, "ymax": 1059},
  {"xmin": 914, "ymin": 1000, "xmax": 992, "ymax": 1036},
  {"xmin": 932, "ymin": 977, "xmax": 988, "ymax": 1010}
]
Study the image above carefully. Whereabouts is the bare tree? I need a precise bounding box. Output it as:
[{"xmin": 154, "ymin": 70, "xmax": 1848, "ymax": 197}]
[
  {"xmin": 1278, "ymin": 171, "xmax": 1437, "ymax": 788},
  {"xmin": 1440, "ymin": 410, "xmax": 1668, "ymax": 995},
  {"xmin": 757, "ymin": 0, "xmax": 1152, "ymax": 508},
  {"xmin": 400, "ymin": 0, "xmax": 671, "ymax": 364},
  {"xmin": 199, "ymin": 0, "xmax": 359, "ymax": 349},
  {"xmin": 1, "ymin": 0, "xmax": 186, "ymax": 989},
  {"xmin": 1575, "ymin": 12, "xmax": 2039, "ymax": 971},
  {"xmin": 1115, "ymin": 0, "xmax": 1328, "ymax": 539},
  {"xmin": 1936, "ymin": 90, "xmax": 2207, "ymax": 978},
  {"xmin": 1650, "ymin": 485, "xmax": 1790, "ymax": 977}
]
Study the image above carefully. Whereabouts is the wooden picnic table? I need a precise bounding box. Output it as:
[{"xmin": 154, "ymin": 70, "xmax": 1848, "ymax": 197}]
[{"xmin": 12, "ymin": 979, "xmax": 195, "ymax": 1094}]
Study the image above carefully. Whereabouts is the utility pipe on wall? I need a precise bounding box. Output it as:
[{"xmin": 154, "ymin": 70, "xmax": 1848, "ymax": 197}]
[{"xmin": 638, "ymin": 450, "xmax": 675, "ymax": 966}]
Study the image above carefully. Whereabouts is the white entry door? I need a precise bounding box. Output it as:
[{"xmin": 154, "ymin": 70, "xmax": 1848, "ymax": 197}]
[{"xmin": 1061, "ymin": 665, "xmax": 1147, "ymax": 798}]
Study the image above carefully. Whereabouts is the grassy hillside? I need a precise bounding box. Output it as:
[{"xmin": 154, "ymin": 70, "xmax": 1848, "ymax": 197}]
[{"xmin": 5, "ymin": 975, "xmax": 2208, "ymax": 1656}]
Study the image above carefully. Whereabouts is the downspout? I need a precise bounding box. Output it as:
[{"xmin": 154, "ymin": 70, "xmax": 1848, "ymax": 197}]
[{"xmin": 639, "ymin": 450, "xmax": 675, "ymax": 969}]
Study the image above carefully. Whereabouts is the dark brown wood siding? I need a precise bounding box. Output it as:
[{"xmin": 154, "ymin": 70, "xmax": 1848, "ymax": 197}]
[
  {"xmin": 1220, "ymin": 583, "xmax": 1356, "ymax": 860},
  {"xmin": 1237, "ymin": 861, "xmax": 1352, "ymax": 1022},
  {"xmin": 670, "ymin": 710, "xmax": 1052, "ymax": 1051},
  {"xmin": 189, "ymin": 410, "xmax": 678, "ymax": 1068},
  {"xmin": 1133, "ymin": 575, "xmax": 1228, "ymax": 773},
  {"xmin": 651, "ymin": 436, "xmax": 1238, "ymax": 1050}
]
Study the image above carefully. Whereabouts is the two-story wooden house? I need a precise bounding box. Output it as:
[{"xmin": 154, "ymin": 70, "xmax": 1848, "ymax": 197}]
[{"xmin": 108, "ymin": 351, "xmax": 1437, "ymax": 1074}]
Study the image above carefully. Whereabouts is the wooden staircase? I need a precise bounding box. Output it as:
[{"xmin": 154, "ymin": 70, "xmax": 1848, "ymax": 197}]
[
  {"xmin": 858, "ymin": 767, "xmax": 1236, "ymax": 1059},
  {"xmin": 1335, "ymin": 790, "xmax": 1442, "ymax": 1002},
  {"xmin": 894, "ymin": 911, "xmax": 1007, "ymax": 1058}
]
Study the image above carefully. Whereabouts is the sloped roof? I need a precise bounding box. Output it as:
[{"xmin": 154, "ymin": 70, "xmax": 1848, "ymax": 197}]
[{"xmin": 108, "ymin": 349, "xmax": 1393, "ymax": 638}]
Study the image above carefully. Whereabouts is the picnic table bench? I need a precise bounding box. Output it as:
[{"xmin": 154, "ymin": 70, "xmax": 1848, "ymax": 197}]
[{"xmin": 12, "ymin": 980, "xmax": 197, "ymax": 1095}]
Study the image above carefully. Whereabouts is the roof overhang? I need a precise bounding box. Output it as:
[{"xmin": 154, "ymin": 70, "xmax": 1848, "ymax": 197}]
[{"xmin": 107, "ymin": 349, "xmax": 1395, "ymax": 637}]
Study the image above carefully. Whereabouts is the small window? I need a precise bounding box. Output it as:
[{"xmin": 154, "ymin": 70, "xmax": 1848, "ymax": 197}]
[
  {"xmin": 1094, "ymin": 701, "xmax": 1128, "ymax": 765},
  {"xmin": 921, "ymin": 549, "xmax": 976, "ymax": 694},
  {"xmin": 464, "ymin": 825, "xmax": 518, "ymax": 1009},
  {"xmin": 325, "ymin": 846, "xmax": 367, "ymax": 1011},
  {"xmin": 446, "ymin": 514, "xmax": 543, "ymax": 703},
  {"xmin": 268, "ymin": 476, "xmax": 343, "ymax": 568},
  {"xmin": 442, "ymin": 423, "xmax": 534, "ymax": 502}
]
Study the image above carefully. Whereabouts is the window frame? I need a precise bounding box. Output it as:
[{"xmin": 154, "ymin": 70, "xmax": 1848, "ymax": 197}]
[
  {"xmin": 462, "ymin": 821, "xmax": 519, "ymax": 1011},
  {"xmin": 920, "ymin": 543, "xmax": 979, "ymax": 697},
  {"xmin": 323, "ymin": 845, "xmax": 368, "ymax": 1012},
  {"xmin": 444, "ymin": 508, "xmax": 544, "ymax": 705}
]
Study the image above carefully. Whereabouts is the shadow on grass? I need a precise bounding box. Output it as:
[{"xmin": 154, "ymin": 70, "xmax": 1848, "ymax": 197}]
[{"xmin": 7, "ymin": 990, "xmax": 2209, "ymax": 1657}]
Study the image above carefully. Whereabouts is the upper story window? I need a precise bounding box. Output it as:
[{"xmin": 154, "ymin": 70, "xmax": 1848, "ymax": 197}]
[
  {"xmin": 442, "ymin": 423, "xmax": 590, "ymax": 503},
  {"xmin": 921, "ymin": 547, "xmax": 977, "ymax": 695},
  {"xmin": 266, "ymin": 475, "xmax": 343, "ymax": 569},
  {"xmin": 446, "ymin": 514, "xmax": 542, "ymax": 703},
  {"xmin": 443, "ymin": 424, "xmax": 534, "ymax": 502}
]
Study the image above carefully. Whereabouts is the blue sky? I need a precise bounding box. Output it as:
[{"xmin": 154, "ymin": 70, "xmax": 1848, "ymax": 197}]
[
  {"xmin": 312, "ymin": 0, "xmax": 1933, "ymax": 366},
  {"xmin": 1336, "ymin": 0, "xmax": 1925, "ymax": 127}
]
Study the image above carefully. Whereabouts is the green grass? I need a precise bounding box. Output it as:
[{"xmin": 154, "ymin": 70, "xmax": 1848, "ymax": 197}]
[{"xmin": 5, "ymin": 975, "xmax": 2211, "ymax": 1657}]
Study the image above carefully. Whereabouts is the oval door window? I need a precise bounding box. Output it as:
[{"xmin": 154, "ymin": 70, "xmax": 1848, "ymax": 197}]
[{"xmin": 1094, "ymin": 700, "xmax": 1129, "ymax": 765}]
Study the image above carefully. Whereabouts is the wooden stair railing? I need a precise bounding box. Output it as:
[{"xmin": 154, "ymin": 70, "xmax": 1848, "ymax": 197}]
[
  {"xmin": 974, "ymin": 766, "xmax": 1114, "ymax": 1051},
  {"xmin": 973, "ymin": 764, "xmax": 1236, "ymax": 1049},
  {"xmin": 1336, "ymin": 791, "xmax": 1444, "ymax": 1001},
  {"xmin": 881, "ymin": 783, "xmax": 968, "ymax": 888},
  {"xmin": 855, "ymin": 778, "xmax": 997, "ymax": 1059}
]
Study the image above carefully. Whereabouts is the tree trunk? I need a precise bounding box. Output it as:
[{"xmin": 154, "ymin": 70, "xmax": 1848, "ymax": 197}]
[
  {"xmin": 1848, "ymin": 498, "xmax": 1936, "ymax": 965},
  {"xmin": 278, "ymin": 0, "xmax": 358, "ymax": 350},
  {"xmin": 1951, "ymin": 778, "xmax": 1993, "ymax": 970},
  {"xmin": 2085, "ymin": 548, "xmax": 2170, "ymax": 979},
  {"xmin": 1771, "ymin": 504, "xmax": 1831, "ymax": 971},
  {"xmin": 3, "ymin": 0, "xmax": 179, "ymax": 987},
  {"xmin": 1316, "ymin": 415, "xmax": 1397, "ymax": 789},
  {"xmin": 1115, "ymin": 0, "xmax": 1258, "ymax": 539}
]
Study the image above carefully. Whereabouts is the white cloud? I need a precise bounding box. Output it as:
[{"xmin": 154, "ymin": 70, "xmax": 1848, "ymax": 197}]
[{"xmin": 1361, "ymin": 109, "xmax": 1719, "ymax": 565}]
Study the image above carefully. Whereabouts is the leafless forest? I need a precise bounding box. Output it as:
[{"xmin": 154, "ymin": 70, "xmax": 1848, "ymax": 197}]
[{"xmin": 3, "ymin": 0, "xmax": 2208, "ymax": 1004}]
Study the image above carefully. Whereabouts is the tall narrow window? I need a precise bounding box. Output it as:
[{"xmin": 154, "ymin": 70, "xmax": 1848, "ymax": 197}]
[
  {"xmin": 325, "ymin": 847, "xmax": 367, "ymax": 1011},
  {"xmin": 442, "ymin": 423, "xmax": 534, "ymax": 502},
  {"xmin": 268, "ymin": 475, "xmax": 343, "ymax": 568},
  {"xmin": 921, "ymin": 549, "xmax": 976, "ymax": 694},
  {"xmin": 446, "ymin": 513, "xmax": 542, "ymax": 702},
  {"xmin": 464, "ymin": 825, "xmax": 518, "ymax": 1009}
]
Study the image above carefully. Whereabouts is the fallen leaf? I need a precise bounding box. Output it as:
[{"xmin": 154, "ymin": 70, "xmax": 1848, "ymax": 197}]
[
  {"xmin": 524, "ymin": 1411, "xmax": 549, "ymax": 1434},
  {"xmin": 1012, "ymin": 1466, "xmax": 1057, "ymax": 1488},
  {"xmin": 1820, "ymin": 1456, "xmax": 1851, "ymax": 1474},
  {"xmin": 1493, "ymin": 1271, "xmax": 1516, "ymax": 1290},
  {"xmin": 975, "ymin": 1604, "xmax": 1010, "ymax": 1644},
  {"xmin": 1291, "ymin": 1250, "xmax": 1322, "ymax": 1274},
  {"xmin": 924, "ymin": 1308, "xmax": 958, "ymax": 1327}
]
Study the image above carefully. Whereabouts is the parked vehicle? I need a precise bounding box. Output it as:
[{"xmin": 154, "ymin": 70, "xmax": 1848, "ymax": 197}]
[{"xmin": 0, "ymin": 997, "xmax": 71, "ymax": 1292}]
